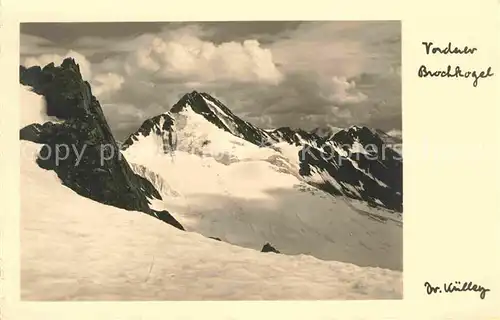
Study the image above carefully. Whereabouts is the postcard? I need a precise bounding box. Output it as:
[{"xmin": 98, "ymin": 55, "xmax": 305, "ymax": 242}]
[{"xmin": 0, "ymin": 0, "xmax": 499, "ymax": 319}]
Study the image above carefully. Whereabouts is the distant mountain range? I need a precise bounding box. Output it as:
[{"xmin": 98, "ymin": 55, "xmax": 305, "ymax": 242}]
[{"xmin": 123, "ymin": 90, "xmax": 403, "ymax": 212}]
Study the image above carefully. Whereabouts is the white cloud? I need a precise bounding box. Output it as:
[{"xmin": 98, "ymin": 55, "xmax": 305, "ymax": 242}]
[
  {"xmin": 239, "ymin": 113, "xmax": 275, "ymax": 129},
  {"xmin": 326, "ymin": 76, "xmax": 367, "ymax": 105},
  {"xmin": 22, "ymin": 51, "xmax": 124, "ymax": 100},
  {"xmin": 92, "ymin": 72, "xmax": 125, "ymax": 97},
  {"xmin": 20, "ymin": 35, "xmax": 57, "ymax": 56},
  {"xmin": 23, "ymin": 50, "xmax": 93, "ymax": 81},
  {"xmin": 20, "ymin": 85, "xmax": 49, "ymax": 128},
  {"xmin": 100, "ymin": 102, "xmax": 147, "ymax": 133},
  {"xmin": 19, "ymin": 21, "xmax": 401, "ymax": 134},
  {"xmin": 123, "ymin": 34, "xmax": 284, "ymax": 85},
  {"xmin": 270, "ymin": 21, "xmax": 400, "ymax": 79},
  {"xmin": 72, "ymin": 25, "xmax": 212, "ymax": 55},
  {"xmin": 330, "ymin": 106, "xmax": 353, "ymax": 120}
]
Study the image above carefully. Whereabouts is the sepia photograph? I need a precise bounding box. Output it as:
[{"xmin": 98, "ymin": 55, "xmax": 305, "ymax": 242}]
[{"xmin": 19, "ymin": 21, "xmax": 403, "ymax": 300}]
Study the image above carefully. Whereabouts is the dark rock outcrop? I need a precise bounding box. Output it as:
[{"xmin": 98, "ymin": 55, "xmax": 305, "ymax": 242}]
[
  {"xmin": 19, "ymin": 59, "xmax": 184, "ymax": 230},
  {"xmin": 261, "ymin": 243, "xmax": 280, "ymax": 254},
  {"xmin": 122, "ymin": 113, "xmax": 175, "ymax": 150},
  {"xmin": 267, "ymin": 126, "xmax": 319, "ymax": 146},
  {"xmin": 298, "ymin": 126, "xmax": 403, "ymax": 212}
]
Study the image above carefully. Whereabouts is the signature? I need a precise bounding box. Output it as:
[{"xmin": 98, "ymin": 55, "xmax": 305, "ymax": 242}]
[{"xmin": 424, "ymin": 281, "xmax": 490, "ymax": 299}]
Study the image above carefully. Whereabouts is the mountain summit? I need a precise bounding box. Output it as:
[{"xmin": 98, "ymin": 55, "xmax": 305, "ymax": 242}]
[
  {"xmin": 171, "ymin": 91, "xmax": 277, "ymax": 146},
  {"xmin": 19, "ymin": 58, "xmax": 184, "ymax": 230}
]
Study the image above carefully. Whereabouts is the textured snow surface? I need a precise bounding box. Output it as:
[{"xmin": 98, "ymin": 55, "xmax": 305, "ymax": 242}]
[
  {"xmin": 134, "ymin": 108, "xmax": 277, "ymax": 164},
  {"xmin": 21, "ymin": 141, "xmax": 402, "ymax": 300},
  {"xmin": 122, "ymin": 113, "xmax": 402, "ymax": 271}
]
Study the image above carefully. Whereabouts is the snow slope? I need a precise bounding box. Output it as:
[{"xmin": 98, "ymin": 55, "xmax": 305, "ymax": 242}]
[
  {"xmin": 122, "ymin": 108, "xmax": 403, "ymax": 271},
  {"xmin": 21, "ymin": 141, "xmax": 402, "ymax": 300}
]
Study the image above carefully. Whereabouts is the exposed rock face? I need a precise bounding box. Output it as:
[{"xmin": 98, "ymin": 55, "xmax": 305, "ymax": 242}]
[
  {"xmin": 267, "ymin": 126, "xmax": 319, "ymax": 146},
  {"xmin": 299, "ymin": 126, "xmax": 403, "ymax": 212},
  {"xmin": 261, "ymin": 243, "xmax": 280, "ymax": 254},
  {"xmin": 170, "ymin": 91, "xmax": 277, "ymax": 147},
  {"xmin": 19, "ymin": 59, "xmax": 184, "ymax": 230},
  {"xmin": 122, "ymin": 114, "xmax": 175, "ymax": 150}
]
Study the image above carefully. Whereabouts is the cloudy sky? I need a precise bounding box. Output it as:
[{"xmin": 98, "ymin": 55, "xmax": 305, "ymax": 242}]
[{"xmin": 20, "ymin": 21, "xmax": 401, "ymax": 140}]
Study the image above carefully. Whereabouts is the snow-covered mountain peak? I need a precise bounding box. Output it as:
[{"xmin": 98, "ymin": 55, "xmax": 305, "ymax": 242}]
[
  {"xmin": 267, "ymin": 126, "xmax": 320, "ymax": 146},
  {"xmin": 123, "ymin": 90, "xmax": 403, "ymax": 213},
  {"xmin": 335, "ymin": 125, "xmax": 374, "ymax": 139},
  {"xmin": 123, "ymin": 91, "xmax": 279, "ymax": 156},
  {"xmin": 328, "ymin": 125, "xmax": 385, "ymax": 150},
  {"xmin": 19, "ymin": 59, "xmax": 184, "ymax": 230},
  {"xmin": 171, "ymin": 90, "xmax": 212, "ymax": 114},
  {"xmin": 171, "ymin": 91, "xmax": 246, "ymax": 137}
]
